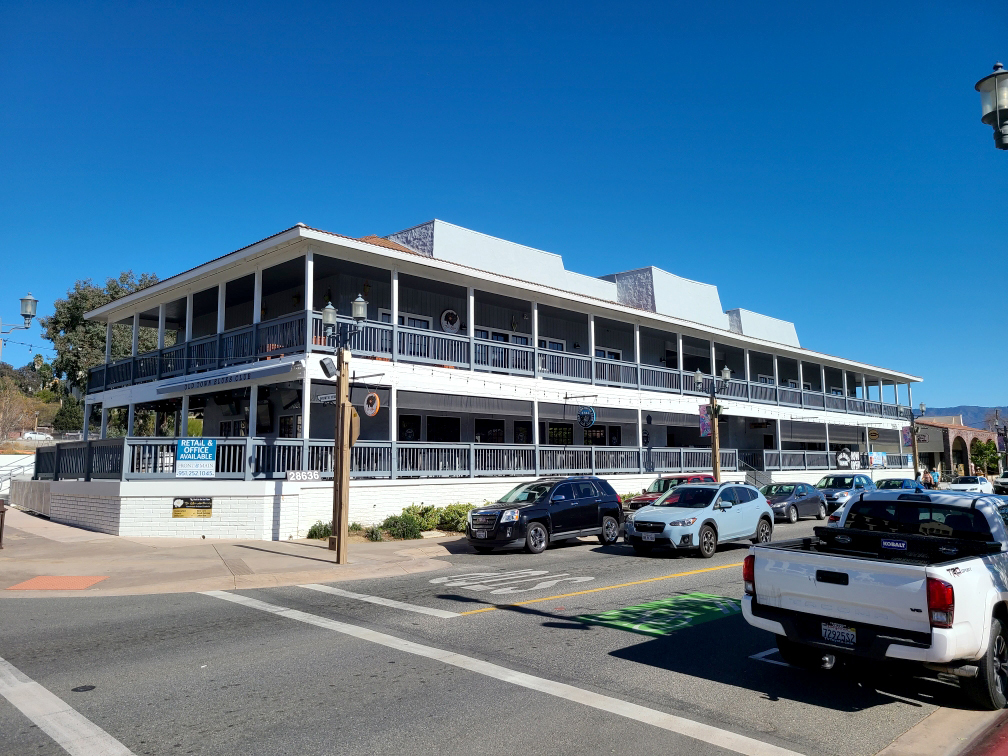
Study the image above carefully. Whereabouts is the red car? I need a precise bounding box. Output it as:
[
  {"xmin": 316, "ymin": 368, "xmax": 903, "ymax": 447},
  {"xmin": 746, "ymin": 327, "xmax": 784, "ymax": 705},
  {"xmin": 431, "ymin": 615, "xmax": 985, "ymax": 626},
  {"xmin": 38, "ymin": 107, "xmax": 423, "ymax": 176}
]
[{"xmin": 625, "ymin": 473, "xmax": 717, "ymax": 510}]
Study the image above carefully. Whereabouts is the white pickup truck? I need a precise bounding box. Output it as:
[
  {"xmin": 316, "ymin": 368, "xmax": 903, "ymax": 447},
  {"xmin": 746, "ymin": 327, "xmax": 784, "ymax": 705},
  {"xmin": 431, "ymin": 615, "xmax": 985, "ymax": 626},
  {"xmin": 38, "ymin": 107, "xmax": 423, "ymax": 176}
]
[{"xmin": 742, "ymin": 490, "xmax": 1008, "ymax": 709}]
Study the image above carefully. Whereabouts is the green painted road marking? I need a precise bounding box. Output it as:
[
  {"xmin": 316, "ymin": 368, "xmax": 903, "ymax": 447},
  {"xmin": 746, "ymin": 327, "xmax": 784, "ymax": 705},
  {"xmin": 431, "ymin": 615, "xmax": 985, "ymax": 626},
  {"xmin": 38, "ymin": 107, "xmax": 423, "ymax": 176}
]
[{"xmin": 577, "ymin": 592, "xmax": 741, "ymax": 636}]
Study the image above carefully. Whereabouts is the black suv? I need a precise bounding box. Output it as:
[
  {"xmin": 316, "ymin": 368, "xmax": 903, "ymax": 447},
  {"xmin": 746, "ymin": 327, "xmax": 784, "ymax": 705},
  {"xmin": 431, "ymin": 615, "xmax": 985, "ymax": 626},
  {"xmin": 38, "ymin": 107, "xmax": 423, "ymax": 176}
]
[{"xmin": 466, "ymin": 476, "xmax": 623, "ymax": 554}]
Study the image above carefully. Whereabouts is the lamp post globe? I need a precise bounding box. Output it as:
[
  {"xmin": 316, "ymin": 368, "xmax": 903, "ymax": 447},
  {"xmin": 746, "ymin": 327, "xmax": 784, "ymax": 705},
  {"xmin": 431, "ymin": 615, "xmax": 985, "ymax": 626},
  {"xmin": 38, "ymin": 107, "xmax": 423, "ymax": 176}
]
[
  {"xmin": 20, "ymin": 292, "xmax": 38, "ymax": 327},
  {"xmin": 720, "ymin": 365, "xmax": 731, "ymax": 383},
  {"xmin": 351, "ymin": 294, "xmax": 368, "ymax": 325},
  {"xmin": 975, "ymin": 62, "xmax": 1008, "ymax": 149},
  {"xmin": 322, "ymin": 302, "xmax": 337, "ymax": 329},
  {"xmin": 694, "ymin": 368, "xmax": 704, "ymax": 389},
  {"xmin": 919, "ymin": 402, "xmax": 926, "ymax": 415}
]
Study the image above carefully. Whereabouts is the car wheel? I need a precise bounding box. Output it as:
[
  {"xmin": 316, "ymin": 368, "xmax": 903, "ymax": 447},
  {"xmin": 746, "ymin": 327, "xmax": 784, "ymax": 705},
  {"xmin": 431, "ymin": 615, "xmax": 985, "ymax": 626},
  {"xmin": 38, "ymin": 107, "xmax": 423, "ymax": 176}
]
[
  {"xmin": 776, "ymin": 635, "xmax": 819, "ymax": 668},
  {"xmin": 752, "ymin": 518, "xmax": 772, "ymax": 544},
  {"xmin": 787, "ymin": 505, "xmax": 799, "ymax": 524},
  {"xmin": 631, "ymin": 543, "xmax": 654, "ymax": 556},
  {"xmin": 966, "ymin": 618, "xmax": 1008, "ymax": 710},
  {"xmin": 816, "ymin": 502, "xmax": 826, "ymax": 520},
  {"xmin": 598, "ymin": 515, "xmax": 620, "ymax": 545},
  {"xmin": 698, "ymin": 525, "xmax": 717, "ymax": 559},
  {"xmin": 525, "ymin": 522, "xmax": 549, "ymax": 554}
]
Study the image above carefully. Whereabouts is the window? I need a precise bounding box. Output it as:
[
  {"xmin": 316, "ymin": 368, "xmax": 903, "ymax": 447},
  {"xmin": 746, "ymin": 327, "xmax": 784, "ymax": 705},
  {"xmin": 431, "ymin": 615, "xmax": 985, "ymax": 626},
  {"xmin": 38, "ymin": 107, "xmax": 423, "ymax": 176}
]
[
  {"xmin": 762, "ymin": 484, "xmax": 796, "ymax": 496},
  {"xmin": 551, "ymin": 483, "xmax": 575, "ymax": 501},
  {"xmin": 513, "ymin": 421, "xmax": 533, "ymax": 444},
  {"xmin": 595, "ymin": 348, "xmax": 621, "ymax": 360},
  {"xmin": 831, "ymin": 387, "xmax": 844, "ymax": 396},
  {"xmin": 379, "ymin": 309, "xmax": 393, "ymax": 324},
  {"xmin": 719, "ymin": 487, "xmax": 738, "ymax": 505},
  {"xmin": 844, "ymin": 500, "xmax": 992, "ymax": 540},
  {"xmin": 786, "ymin": 379, "xmax": 799, "ymax": 388},
  {"xmin": 279, "ymin": 415, "xmax": 302, "ymax": 439},
  {"xmin": 491, "ymin": 332, "xmax": 509, "ymax": 343},
  {"xmin": 538, "ymin": 338, "xmax": 565, "ymax": 351},
  {"xmin": 758, "ymin": 374, "xmax": 775, "ymax": 385},
  {"xmin": 397, "ymin": 311, "xmax": 432, "ymax": 329},
  {"xmin": 475, "ymin": 328, "xmax": 489, "ymax": 340},
  {"xmin": 608, "ymin": 426, "xmax": 622, "ymax": 446},
  {"xmin": 735, "ymin": 487, "xmax": 755, "ymax": 503},
  {"xmin": 399, "ymin": 415, "xmax": 421, "ymax": 442},
  {"xmin": 427, "ymin": 416, "xmax": 461, "ymax": 443},
  {"xmin": 573, "ymin": 481, "xmax": 598, "ymax": 498},
  {"xmin": 512, "ymin": 335, "xmax": 529, "ymax": 346},
  {"xmin": 548, "ymin": 423, "xmax": 574, "ymax": 445},
  {"xmin": 657, "ymin": 487, "xmax": 717, "ymax": 508},
  {"xmin": 474, "ymin": 418, "xmax": 505, "ymax": 444},
  {"xmin": 802, "ymin": 382, "xmax": 812, "ymax": 391},
  {"xmin": 500, "ymin": 481, "xmax": 552, "ymax": 503},
  {"xmin": 584, "ymin": 427, "xmax": 607, "ymax": 446}
]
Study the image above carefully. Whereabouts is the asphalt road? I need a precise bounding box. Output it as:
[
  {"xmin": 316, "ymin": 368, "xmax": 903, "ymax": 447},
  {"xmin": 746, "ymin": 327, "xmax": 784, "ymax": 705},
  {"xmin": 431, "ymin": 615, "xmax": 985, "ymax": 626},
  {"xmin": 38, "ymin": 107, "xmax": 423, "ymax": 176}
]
[{"xmin": 0, "ymin": 518, "xmax": 979, "ymax": 756}]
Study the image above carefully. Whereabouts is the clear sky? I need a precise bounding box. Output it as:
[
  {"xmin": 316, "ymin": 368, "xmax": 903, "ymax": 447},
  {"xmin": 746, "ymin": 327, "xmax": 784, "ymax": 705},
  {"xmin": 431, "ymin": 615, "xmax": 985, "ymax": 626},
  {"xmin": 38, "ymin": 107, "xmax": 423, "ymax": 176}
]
[{"xmin": 0, "ymin": 2, "xmax": 1003, "ymax": 406}]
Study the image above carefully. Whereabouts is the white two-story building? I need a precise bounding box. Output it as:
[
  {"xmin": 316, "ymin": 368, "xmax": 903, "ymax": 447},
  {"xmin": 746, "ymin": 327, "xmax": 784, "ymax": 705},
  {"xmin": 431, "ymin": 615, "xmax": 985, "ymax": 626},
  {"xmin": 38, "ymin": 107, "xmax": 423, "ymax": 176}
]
[{"xmin": 26, "ymin": 220, "xmax": 920, "ymax": 539}]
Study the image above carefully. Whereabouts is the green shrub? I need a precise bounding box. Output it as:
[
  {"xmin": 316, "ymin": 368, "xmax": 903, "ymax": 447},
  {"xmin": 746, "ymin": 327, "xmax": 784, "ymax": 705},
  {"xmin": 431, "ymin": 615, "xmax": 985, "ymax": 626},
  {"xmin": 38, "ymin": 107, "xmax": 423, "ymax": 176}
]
[
  {"xmin": 364, "ymin": 525, "xmax": 383, "ymax": 541},
  {"xmin": 306, "ymin": 520, "xmax": 332, "ymax": 539},
  {"xmin": 438, "ymin": 502, "xmax": 476, "ymax": 532},
  {"xmin": 402, "ymin": 504, "xmax": 441, "ymax": 531},
  {"xmin": 349, "ymin": 522, "xmax": 363, "ymax": 532},
  {"xmin": 381, "ymin": 513, "xmax": 424, "ymax": 540}
]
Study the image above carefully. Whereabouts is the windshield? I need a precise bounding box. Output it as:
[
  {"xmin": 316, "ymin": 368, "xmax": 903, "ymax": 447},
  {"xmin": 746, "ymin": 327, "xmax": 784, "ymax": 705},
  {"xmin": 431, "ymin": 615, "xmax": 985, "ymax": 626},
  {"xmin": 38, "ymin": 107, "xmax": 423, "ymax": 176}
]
[
  {"xmin": 818, "ymin": 476, "xmax": 854, "ymax": 489},
  {"xmin": 954, "ymin": 477, "xmax": 980, "ymax": 485},
  {"xmin": 655, "ymin": 487, "xmax": 717, "ymax": 508},
  {"xmin": 646, "ymin": 478, "xmax": 681, "ymax": 494},
  {"xmin": 499, "ymin": 482, "xmax": 552, "ymax": 503},
  {"xmin": 877, "ymin": 479, "xmax": 910, "ymax": 490},
  {"xmin": 761, "ymin": 484, "xmax": 795, "ymax": 497}
]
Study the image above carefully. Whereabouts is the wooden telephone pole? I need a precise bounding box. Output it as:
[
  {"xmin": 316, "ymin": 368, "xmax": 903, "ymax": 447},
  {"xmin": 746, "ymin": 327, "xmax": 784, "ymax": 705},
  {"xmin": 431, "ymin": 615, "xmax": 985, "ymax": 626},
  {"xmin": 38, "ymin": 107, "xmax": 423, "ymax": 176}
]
[
  {"xmin": 709, "ymin": 392, "xmax": 722, "ymax": 483},
  {"xmin": 329, "ymin": 348, "xmax": 358, "ymax": 562}
]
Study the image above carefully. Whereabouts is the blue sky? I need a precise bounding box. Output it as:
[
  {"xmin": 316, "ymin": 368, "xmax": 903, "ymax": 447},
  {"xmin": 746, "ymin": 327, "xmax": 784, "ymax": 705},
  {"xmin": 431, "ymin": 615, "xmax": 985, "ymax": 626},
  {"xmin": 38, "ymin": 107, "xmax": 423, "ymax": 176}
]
[{"xmin": 0, "ymin": 2, "xmax": 1003, "ymax": 406}]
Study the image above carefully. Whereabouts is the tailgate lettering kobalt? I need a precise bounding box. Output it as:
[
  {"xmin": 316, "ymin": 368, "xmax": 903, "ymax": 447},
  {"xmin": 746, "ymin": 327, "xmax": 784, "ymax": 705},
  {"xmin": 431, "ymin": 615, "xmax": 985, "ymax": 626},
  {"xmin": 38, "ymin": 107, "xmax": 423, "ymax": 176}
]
[{"xmin": 881, "ymin": 538, "xmax": 907, "ymax": 551}]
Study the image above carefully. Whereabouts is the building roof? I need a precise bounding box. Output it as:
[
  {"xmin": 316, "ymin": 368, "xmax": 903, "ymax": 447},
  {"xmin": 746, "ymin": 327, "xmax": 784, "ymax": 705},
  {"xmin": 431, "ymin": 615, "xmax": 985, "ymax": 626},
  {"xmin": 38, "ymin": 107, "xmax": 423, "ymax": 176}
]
[{"xmin": 916, "ymin": 418, "xmax": 997, "ymax": 437}]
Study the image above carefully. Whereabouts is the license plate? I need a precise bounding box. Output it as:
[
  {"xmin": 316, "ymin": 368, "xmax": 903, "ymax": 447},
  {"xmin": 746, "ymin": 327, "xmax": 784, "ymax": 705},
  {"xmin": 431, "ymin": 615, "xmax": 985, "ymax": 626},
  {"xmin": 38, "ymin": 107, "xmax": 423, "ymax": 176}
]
[
  {"xmin": 821, "ymin": 622, "xmax": 856, "ymax": 647},
  {"xmin": 474, "ymin": 530, "xmax": 487, "ymax": 539},
  {"xmin": 642, "ymin": 533, "xmax": 656, "ymax": 542}
]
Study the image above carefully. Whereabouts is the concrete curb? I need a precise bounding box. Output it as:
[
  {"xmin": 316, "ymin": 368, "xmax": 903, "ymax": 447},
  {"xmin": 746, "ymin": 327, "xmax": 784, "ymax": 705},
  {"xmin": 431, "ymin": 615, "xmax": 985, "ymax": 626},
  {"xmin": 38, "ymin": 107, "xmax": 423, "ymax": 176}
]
[{"xmin": 876, "ymin": 708, "xmax": 1006, "ymax": 756}]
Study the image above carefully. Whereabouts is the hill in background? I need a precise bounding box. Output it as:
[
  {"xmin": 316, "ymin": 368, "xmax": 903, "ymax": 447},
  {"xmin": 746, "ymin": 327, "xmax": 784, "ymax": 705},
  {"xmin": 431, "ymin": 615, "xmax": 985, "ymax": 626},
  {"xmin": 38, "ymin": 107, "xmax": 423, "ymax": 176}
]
[{"xmin": 923, "ymin": 406, "xmax": 1008, "ymax": 430}]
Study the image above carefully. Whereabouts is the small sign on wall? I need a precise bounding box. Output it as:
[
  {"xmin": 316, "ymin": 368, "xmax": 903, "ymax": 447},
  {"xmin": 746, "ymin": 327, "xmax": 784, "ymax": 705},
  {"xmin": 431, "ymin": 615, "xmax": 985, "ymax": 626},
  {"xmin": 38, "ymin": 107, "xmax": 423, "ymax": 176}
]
[
  {"xmin": 286, "ymin": 470, "xmax": 321, "ymax": 482},
  {"xmin": 172, "ymin": 497, "xmax": 212, "ymax": 518},
  {"xmin": 176, "ymin": 439, "xmax": 217, "ymax": 478}
]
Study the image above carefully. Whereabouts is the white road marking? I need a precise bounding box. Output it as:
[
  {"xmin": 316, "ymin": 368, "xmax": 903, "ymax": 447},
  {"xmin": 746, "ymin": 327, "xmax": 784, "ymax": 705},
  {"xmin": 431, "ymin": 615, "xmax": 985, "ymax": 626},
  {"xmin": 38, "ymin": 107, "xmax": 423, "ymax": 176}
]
[
  {"xmin": 299, "ymin": 583, "xmax": 460, "ymax": 618},
  {"xmin": 204, "ymin": 590, "xmax": 805, "ymax": 756},
  {"xmin": 429, "ymin": 569, "xmax": 595, "ymax": 594},
  {"xmin": 750, "ymin": 648, "xmax": 791, "ymax": 668},
  {"xmin": 0, "ymin": 655, "xmax": 134, "ymax": 756}
]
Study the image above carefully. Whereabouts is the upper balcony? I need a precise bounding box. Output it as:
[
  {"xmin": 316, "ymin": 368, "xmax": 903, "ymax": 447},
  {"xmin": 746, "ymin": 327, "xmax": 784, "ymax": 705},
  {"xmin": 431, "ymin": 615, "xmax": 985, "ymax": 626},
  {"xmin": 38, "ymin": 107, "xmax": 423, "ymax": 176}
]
[{"xmin": 84, "ymin": 246, "xmax": 916, "ymax": 422}]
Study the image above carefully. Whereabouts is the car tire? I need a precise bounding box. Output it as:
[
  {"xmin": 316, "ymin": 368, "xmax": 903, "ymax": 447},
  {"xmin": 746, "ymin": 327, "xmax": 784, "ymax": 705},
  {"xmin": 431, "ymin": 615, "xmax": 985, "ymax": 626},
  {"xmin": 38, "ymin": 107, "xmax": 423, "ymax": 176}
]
[
  {"xmin": 776, "ymin": 635, "xmax": 819, "ymax": 668},
  {"xmin": 631, "ymin": 543, "xmax": 653, "ymax": 556},
  {"xmin": 816, "ymin": 502, "xmax": 826, "ymax": 520},
  {"xmin": 751, "ymin": 517, "xmax": 772, "ymax": 545},
  {"xmin": 598, "ymin": 515, "xmax": 620, "ymax": 545},
  {"xmin": 966, "ymin": 618, "xmax": 1008, "ymax": 710},
  {"xmin": 787, "ymin": 505, "xmax": 799, "ymax": 524},
  {"xmin": 525, "ymin": 522, "xmax": 549, "ymax": 554},
  {"xmin": 698, "ymin": 525, "xmax": 717, "ymax": 559}
]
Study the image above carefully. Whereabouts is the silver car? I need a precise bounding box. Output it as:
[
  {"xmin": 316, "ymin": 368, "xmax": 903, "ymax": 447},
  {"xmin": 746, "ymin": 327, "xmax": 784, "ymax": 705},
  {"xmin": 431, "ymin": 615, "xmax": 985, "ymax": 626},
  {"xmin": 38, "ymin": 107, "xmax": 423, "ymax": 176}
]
[{"xmin": 816, "ymin": 473, "xmax": 876, "ymax": 514}]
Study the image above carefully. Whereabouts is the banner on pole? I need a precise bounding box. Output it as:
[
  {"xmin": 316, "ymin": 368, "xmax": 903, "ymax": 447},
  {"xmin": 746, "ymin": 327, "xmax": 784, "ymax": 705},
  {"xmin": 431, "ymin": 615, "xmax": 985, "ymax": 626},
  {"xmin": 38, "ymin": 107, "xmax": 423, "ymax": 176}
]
[
  {"xmin": 699, "ymin": 406, "xmax": 712, "ymax": 438},
  {"xmin": 901, "ymin": 426, "xmax": 914, "ymax": 449}
]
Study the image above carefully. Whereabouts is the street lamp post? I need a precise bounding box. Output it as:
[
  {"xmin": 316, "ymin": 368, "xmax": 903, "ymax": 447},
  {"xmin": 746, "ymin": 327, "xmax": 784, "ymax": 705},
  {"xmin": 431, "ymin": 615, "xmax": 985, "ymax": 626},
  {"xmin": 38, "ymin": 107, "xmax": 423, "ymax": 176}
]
[
  {"xmin": 975, "ymin": 63, "xmax": 1008, "ymax": 149},
  {"xmin": 0, "ymin": 293, "xmax": 39, "ymax": 363},
  {"xmin": 696, "ymin": 365, "xmax": 732, "ymax": 482},
  {"xmin": 320, "ymin": 295, "xmax": 368, "ymax": 562},
  {"xmin": 908, "ymin": 402, "xmax": 927, "ymax": 481}
]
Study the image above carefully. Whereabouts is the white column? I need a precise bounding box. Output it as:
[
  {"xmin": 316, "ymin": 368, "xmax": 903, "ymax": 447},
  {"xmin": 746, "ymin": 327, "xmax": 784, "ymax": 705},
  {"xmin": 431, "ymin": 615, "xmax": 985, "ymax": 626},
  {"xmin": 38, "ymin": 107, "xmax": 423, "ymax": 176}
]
[
  {"xmin": 253, "ymin": 268, "xmax": 262, "ymax": 324},
  {"xmin": 797, "ymin": 361, "xmax": 804, "ymax": 391},
  {"xmin": 821, "ymin": 365, "xmax": 827, "ymax": 396},
  {"xmin": 709, "ymin": 341, "xmax": 716, "ymax": 376},
  {"xmin": 184, "ymin": 292, "xmax": 194, "ymax": 342},
  {"xmin": 248, "ymin": 385, "xmax": 258, "ymax": 438},
  {"xmin": 776, "ymin": 418, "xmax": 783, "ymax": 455},
  {"xmin": 633, "ymin": 324, "xmax": 640, "ymax": 365},
  {"xmin": 744, "ymin": 349, "xmax": 751, "ymax": 382},
  {"xmin": 127, "ymin": 404, "xmax": 135, "ymax": 436},
  {"xmin": 878, "ymin": 378, "xmax": 885, "ymax": 406},
  {"xmin": 861, "ymin": 375, "xmax": 867, "ymax": 401},
  {"xmin": 467, "ymin": 287, "xmax": 475, "ymax": 372},
  {"xmin": 637, "ymin": 408, "xmax": 644, "ymax": 446},
  {"xmin": 131, "ymin": 313, "xmax": 139, "ymax": 356},
  {"xmin": 304, "ymin": 250, "xmax": 314, "ymax": 355},
  {"xmin": 105, "ymin": 321, "xmax": 113, "ymax": 363},
  {"xmin": 843, "ymin": 370, "xmax": 849, "ymax": 397},
  {"xmin": 825, "ymin": 422, "xmax": 831, "ymax": 453},
  {"xmin": 391, "ymin": 269, "xmax": 399, "ymax": 362},
  {"xmin": 216, "ymin": 283, "xmax": 226, "ymax": 334},
  {"xmin": 588, "ymin": 314, "xmax": 595, "ymax": 356},
  {"xmin": 532, "ymin": 399, "xmax": 540, "ymax": 475},
  {"xmin": 301, "ymin": 372, "xmax": 310, "ymax": 439},
  {"xmin": 676, "ymin": 333, "xmax": 683, "ymax": 371},
  {"xmin": 531, "ymin": 302, "xmax": 539, "ymax": 375},
  {"xmin": 388, "ymin": 385, "xmax": 397, "ymax": 443},
  {"xmin": 180, "ymin": 395, "xmax": 190, "ymax": 437},
  {"xmin": 157, "ymin": 304, "xmax": 166, "ymax": 350},
  {"xmin": 100, "ymin": 407, "xmax": 109, "ymax": 439}
]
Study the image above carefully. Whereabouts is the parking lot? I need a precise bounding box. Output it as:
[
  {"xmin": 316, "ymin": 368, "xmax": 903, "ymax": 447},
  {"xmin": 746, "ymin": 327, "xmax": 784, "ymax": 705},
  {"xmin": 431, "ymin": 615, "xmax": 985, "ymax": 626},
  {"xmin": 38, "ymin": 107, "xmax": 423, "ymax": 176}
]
[{"xmin": 1, "ymin": 516, "xmax": 987, "ymax": 756}]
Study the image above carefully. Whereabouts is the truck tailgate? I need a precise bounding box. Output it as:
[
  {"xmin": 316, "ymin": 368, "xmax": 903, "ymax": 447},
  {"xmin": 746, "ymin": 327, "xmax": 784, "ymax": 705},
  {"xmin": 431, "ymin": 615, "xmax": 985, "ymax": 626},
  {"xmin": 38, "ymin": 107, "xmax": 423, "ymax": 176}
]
[{"xmin": 753, "ymin": 545, "xmax": 932, "ymax": 634}]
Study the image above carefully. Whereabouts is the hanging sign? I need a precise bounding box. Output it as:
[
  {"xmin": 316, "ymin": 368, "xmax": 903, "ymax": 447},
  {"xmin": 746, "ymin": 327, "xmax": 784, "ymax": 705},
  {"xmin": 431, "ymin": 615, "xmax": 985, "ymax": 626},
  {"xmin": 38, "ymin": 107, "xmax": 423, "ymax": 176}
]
[
  {"xmin": 699, "ymin": 406, "xmax": 712, "ymax": 438},
  {"xmin": 440, "ymin": 309, "xmax": 461, "ymax": 334},
  {"xmin": 836, "ymin": 448, "xmax": 852, "ymax": 470},
  {"xmin": 868, "ymin": 451, "xmax": 888, "ymax": 468},
  {"xmin": 868, "ymin": 429, "xmax": 880, "ymax": 441},
  {"xmin": 363, "ymin": 392, "xmax": 380, "ymax": 417},
  {"xmin": 176, "ymin": 439, "xmax": 216, "ymax": 478},
  {"xmin": 901, "ymin": 426, "xmax": 914, "ymax": 448},
  {"xmin": 317, "ymin": 393, "xmax": 339, "ymax": 404},
  {"xmin": 577, "ymin": 406, "xmax": 596, "ymax": 429}
]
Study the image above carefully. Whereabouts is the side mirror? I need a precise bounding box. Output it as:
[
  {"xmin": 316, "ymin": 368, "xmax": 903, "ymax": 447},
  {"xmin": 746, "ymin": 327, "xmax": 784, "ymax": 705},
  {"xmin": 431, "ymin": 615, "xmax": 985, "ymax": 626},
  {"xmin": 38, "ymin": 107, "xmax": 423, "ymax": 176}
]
[
  {"xmin": 717, "ymin": 499, "xmax": 732, "ymax": 509},
  {"xmin": 552, "ymin": 494, "xmax": 565, "ymax": 502}
]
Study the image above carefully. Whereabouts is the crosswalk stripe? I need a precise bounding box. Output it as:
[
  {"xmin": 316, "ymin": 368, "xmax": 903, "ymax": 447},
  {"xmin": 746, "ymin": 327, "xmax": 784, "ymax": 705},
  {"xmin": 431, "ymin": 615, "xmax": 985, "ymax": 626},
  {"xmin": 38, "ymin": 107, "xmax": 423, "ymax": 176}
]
[{"xmin": 299, "ymin": 583, "xmax": 460, "ymax": 618}]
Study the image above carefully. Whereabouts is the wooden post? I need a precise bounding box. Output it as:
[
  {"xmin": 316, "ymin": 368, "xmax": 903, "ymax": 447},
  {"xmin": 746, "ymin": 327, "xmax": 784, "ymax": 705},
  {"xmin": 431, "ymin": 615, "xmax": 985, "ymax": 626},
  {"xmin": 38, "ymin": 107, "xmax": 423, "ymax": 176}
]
[
  {"xmin": 711, "ymin": 393, "xmax": 722, "ymax": 483},
  {"xmin": 329, "ymin": 348, "xmax": 352, "ymax": 562}
]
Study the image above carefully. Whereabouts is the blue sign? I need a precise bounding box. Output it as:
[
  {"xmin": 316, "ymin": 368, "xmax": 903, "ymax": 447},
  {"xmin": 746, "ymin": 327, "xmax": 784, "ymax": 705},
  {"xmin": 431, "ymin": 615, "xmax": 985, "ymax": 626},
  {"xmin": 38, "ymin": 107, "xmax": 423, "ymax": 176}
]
[
  {"xmin": 577, "ymin": 406, "xmax": 596, "ymax": 429},
  {"xmin": 176, "ymin": 439, "xmax": 217, "ymax": 478},
  {"xmin": 881, "ymin": 538, "xmax": 907, "ymax": 551}
]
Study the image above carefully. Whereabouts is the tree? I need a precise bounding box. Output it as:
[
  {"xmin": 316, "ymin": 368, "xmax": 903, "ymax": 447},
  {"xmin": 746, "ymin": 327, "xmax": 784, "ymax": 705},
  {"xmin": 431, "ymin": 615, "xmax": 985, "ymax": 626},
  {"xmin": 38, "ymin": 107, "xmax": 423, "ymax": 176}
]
[
  {"xmin": 970, "ymin": 439, "xmax": 999, "ymax": 475},
  {"xmin": 52, "ymin": 396, "xmax": 84, "ymax": 433},
  {"xmin": 39, "ymin": 272, "xmax": 159, "ymax": 393},
  {"xmin": 0, "ymin": 382, "xmax": 35, "ymax": 440}
]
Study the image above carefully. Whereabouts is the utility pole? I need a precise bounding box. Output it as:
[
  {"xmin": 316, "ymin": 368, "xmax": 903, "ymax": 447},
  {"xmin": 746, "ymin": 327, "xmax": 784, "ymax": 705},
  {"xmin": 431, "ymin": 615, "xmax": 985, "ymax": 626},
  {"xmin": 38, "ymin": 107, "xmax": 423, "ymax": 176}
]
[
  {"xmin": 330, "ymin": 347, "xmax": 352, "ymax": 561},
  {"xmin": 710, "ymin": 390, "xmax": 722, "ymax": 482}
]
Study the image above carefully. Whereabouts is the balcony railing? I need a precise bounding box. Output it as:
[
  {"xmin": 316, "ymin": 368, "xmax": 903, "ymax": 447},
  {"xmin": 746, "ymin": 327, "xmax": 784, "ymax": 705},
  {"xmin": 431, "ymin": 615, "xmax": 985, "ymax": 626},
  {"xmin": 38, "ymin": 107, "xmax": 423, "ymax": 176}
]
[
  {"xmin": 83, "ymin": 311, "xmax": 912, "ymax": 422},
  {"xmin": 34, "ymin": 438, "xmax": 741, "ymax": 481},
  {"xmin": 741, "ymin": 449, "xmax": 913, "ymax": 472}
]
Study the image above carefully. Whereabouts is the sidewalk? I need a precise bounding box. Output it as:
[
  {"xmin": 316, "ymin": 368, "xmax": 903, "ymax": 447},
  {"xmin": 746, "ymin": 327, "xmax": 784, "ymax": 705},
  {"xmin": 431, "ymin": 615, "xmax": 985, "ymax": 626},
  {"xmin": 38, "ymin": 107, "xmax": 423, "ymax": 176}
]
[{"xmin": 0, "ymin": 508, "xmax": 462, "ymax": 597}]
